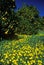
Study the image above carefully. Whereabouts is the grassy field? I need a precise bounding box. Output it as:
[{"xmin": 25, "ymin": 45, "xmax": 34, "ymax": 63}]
[{"xmin": 0, "ymin": 34, "xmax": 44, "ymax": 65}]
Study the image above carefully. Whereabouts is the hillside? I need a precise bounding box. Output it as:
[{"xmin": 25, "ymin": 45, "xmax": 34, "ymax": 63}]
[{"xmin": 0, "ymin": 34, "xmax": 44, "ymax": 65}]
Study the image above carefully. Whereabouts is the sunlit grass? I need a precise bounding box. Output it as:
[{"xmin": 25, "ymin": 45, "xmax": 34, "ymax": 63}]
[{"xmin": 0, "ymin": 34, "xmax": 44, "ymax": 65}]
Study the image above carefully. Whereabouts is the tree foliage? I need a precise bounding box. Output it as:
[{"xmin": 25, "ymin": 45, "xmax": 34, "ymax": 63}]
[
  {"xmin": 0, "ymin": 0, "xmax": 17, "ymax": 39},
  {"xmin": 16, "ymin": 5, "xmax": 40, "ymax": 34},
  {"xmin": 0, "ymin": 1, "xmax": 44, "ymax": 40}
]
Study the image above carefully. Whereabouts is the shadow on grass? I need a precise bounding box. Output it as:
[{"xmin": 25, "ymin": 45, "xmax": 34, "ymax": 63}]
[{"xmin": 0, "ymin": 34, "xmax": 18, "ymax": 41}]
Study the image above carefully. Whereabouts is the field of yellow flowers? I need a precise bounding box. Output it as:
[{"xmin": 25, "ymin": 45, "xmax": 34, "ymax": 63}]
[{"xmin": 0, "ymin": 34, "xmax": 44, "ymax": 65}]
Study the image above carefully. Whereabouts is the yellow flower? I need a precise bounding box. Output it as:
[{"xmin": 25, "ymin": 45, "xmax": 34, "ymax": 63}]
[
  {"xmin": 36, "ymin": 55, "xmax": 38, "ymax": 59},
  {"xmin": 29, "ymin": 53, "xmax": 33, "ymax": 57},
  {"xmin": 24, "ymin": 35, "xmax": 27, "ymax": 38},
  {"xmin": 24, "ymin": 53, "xmax": 26, "ymax": 56},
  {"xmin": 16, "ymin": 45, "xmax": 19, "ymax": 48},
  {"xmin": 17, "ymin": 55, "xmax": 20, "ymax": 59},
  {"xmin": 27, "ymin": 61, "xmax": 31, "ymax": 65},
  {"xmin": 18, "ymin": 52, "xmax": 22, "ymax": 56},
  {"xmin": 38, "ymin": 64, "xmax": 42, "ymax": 65},
  {"xmin": 29, "ymin": 57, "xmax": 33, "ymax": 60},
  {"xmin": 12, "ymin": 53, "xmax": 16, "ymax": 56},
  {"xmin": 38, "ymin": 60, "xmax": 42, "ymax": 65},
  {"xmin": 30, "ymin": 60, "xmax": 35, "ymax": 64},
  {"xmin": 19, "ymin": 39, "xmax": 24, "ymax": 42},
  {"xmin": 4, "ymin": 53, "xmax": 9, "ymax": 59},
  {"xmin": 7, "ymin": 60, "xmax": 9, "ymax": 64},
  {"xmin": 36, "ymin": 47, "xmax": 39, "ymax": 51},
  {"xmin": 0, "ymin": 59, "xmax": 4, "ymax": 63},
  {"xmin": 11, "ymin": 56, "xmax": 15, "ymax": 60},
  {"xmin": 13, "ymin": 50, "xmax": 16, "ymax": 53},
  {"xmin": 12, "ymin": 59, "xmax": 18, "ymax": 65},
  {"xmin": 9, "ymin": 59, "xmax": 11, "ymax": 62},
  {"xmin": 9, "ymin": 54, "xmax": 11, "ymax": 56},
  {"xmin": 20, "ymin": 58, "xmax": 22, "ymax": 61},
  {"xmin": 38, "ymin": 60, "xmax": 42, "ymax": 63}
]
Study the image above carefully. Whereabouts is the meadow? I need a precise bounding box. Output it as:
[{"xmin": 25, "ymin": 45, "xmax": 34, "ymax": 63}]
[
  {"xmin": 0, "ymin": 0, "xmax": 44, "ymax": 65},
  {"xmin": 0, "ymin": 33, "xmax": 44, "ymax": 65}
]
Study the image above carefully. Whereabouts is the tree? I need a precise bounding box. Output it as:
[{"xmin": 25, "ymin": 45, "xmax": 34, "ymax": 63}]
[
  {"xmin": 0, "ymin": 0, "xmax": 17, "ymax": 39},
  {"xmin": 39, "ymin": 16, "xmax": 44, "ymax": 30},
  {"xmin": 17, "ymin": 5, "xmax": 39, "ymax": 18},
  {"xmin": 16, "ymin": 5, "xmax": 40, "ymax": 34},
  {"xmin": 0, "ymin": 0, "xmax": 16, "ymax": 14}
]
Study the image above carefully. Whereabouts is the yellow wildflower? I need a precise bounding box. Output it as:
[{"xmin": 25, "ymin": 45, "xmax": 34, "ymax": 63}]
[
  {"xmin": 19, "ymin": 39, "xmax": 24, "ymax": 42},
  {"xmin": 7, "ymin": 60, "xmax": 9, "ymax": 64},
  {"xmin": 38, "ymin": 60, "xmax": 42, "ymax": 65},
  {"xmin": 38, "ymin": 60, "xmax": 42, "ymax": 63},
  {"xmin": 36, "ymin": 47, "xmax": 39, "ymax": 51},
  {"xmin": 0, "ymin": 59, "xmax": 4, "ymax": 63},
  {"xmin": 29, "ymin": 57, "xmax": 33, "ymax": 60},
  {"xmin": 36, "ymin": 55, "xmax": 38, "ymax": 59},
  {"xmin": 27, "ymin": 61, "xmax": 31, "ymax": 65},
  {"xmin": 30, "ymin": 60, "xmax": 35, "ymax": 64},
  {"xmin": 29, "ymin": 53, "xmax": 33, "ymax": 56},
  {"xmin": 13, "ymin": 50, "xmax": 16, "ymax": 53},
  {"xmin": 18, "ymin": 52, "xmax": 22, "ymax": 56},
  {"xmin": 4, "ymin": 53, "xmax": 9, "ymax": 59},
  {"xmin": 12, "ymin": 59, "xmax": 18, "ymax": 65}
]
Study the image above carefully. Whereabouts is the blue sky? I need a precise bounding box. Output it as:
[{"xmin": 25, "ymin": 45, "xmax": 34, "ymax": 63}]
[{"xmin": 15, "ymin": 0, "xmax": 44, "ymax": 16}]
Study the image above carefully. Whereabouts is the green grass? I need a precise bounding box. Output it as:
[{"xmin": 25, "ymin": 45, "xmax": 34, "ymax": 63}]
[{"xmin": 0, "ymin": 33, "xmax": 44, "ymax": 65}]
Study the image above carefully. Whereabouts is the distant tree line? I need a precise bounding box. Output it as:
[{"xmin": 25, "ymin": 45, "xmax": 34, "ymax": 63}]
[{"xmin": 0, "ymin": 0, "xmax": 44, "ymax": 40}]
